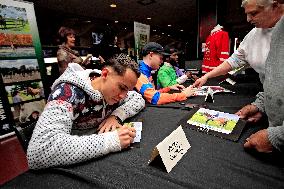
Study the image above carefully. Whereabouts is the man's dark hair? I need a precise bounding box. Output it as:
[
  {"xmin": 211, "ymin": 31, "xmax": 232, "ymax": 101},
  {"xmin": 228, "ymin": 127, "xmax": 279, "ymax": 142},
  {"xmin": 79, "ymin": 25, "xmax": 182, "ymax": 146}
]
[
  {"xmin": 104, "ymin": 53, "xmax": 140, "ymax": 78},
  {"xmin": 58, "ymin": 26, "xmax": 76, "ymax": 43}
]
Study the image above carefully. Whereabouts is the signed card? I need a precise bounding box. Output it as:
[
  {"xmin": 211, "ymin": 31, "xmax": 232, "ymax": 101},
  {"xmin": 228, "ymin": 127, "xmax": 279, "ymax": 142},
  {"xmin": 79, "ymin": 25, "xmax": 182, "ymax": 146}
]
[{"xmin": 123, "ymin": 122, "xmax": 142, "ymax": 143}]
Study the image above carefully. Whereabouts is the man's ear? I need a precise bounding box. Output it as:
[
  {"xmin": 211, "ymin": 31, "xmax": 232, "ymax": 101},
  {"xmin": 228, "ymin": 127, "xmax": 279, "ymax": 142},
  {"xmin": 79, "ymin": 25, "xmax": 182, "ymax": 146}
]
[
  {"xmin": 101, "ymin": 67, "xmax": 109, "ymax": 78},
  {"xmin": 148, "ymin": 52, "xmax": 153, "ymax": 59}
]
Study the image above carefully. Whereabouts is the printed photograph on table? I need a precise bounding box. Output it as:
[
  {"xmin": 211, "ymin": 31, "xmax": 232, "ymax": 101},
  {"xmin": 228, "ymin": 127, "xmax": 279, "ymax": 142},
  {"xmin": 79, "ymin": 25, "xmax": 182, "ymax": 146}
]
[
  {"xmin": 0, "ymin": 59, "xmax": 40, "ymax": 83},
  {"xmin": 5, "ymin": 81, "xmax": 44, "ymax": 105},
  {"xmin": 11, "ymin": 99, "xmax": 45, "ymax": 127},
  {"xmin": 187, "ymin": 108, "xmax": 239, "ymax": 134},
  {"xmin": 0, "ymin": 4, "xmax": 30, "ymax": 32},
  {"xmin": 0, "ymin": 33, "xmax": 35, "ymax": 57}
]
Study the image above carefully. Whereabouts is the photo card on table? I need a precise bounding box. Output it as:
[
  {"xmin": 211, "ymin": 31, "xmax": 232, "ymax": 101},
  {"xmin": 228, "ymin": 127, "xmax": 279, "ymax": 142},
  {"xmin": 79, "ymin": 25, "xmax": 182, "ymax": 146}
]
[{"xmin": 178, "ymin": 107, "xmax": 246, "ymax": 141}]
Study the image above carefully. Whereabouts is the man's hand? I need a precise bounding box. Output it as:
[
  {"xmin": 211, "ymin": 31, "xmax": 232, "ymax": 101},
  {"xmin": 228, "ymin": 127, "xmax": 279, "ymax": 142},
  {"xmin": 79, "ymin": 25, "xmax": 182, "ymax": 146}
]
[
  {"xmin": 244, "ymin": 129, "xmax": 273, "ymax": 153},
  {"xmin": 181, "ymin": 85, "xmax": 196, "ymax": 97},
  {"xmin": 235, "ymin": 104, "xmax": 262, "ymax": 123},
  {"xmin": 118, "ymin": 126, "xmax": 136, "ymax": 149},
  {"xmin": 185, "ymin": 71, "xmax": 199, "ymax": 81},
  {"xmin": 169, "ymin": 84, "xmax": 185, "ymax": 91},
  {"xmin": 185, "ymin": 71, "xmax": 193, "ymax": 78},
  {"xmin": 82, "ymin": 54, "xmax": 92, "ymax": 65},
  {"xmin": 191, "ymin": 74, "xmax": 199, "ymax": 81},
  {"xmin": 192, "ymin": 75, "xmax": 208, "ymax": 88},
  {"xmin": 98, "ymin": 115, "xmax": 122, "ymax": 134}
]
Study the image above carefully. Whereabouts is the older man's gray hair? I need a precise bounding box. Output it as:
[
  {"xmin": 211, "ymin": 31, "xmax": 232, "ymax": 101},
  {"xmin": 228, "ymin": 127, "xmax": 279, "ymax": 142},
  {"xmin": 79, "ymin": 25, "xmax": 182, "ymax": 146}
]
[{"xmin": 241, "ymin": 0, "xmax": 274, "ymax": 7}]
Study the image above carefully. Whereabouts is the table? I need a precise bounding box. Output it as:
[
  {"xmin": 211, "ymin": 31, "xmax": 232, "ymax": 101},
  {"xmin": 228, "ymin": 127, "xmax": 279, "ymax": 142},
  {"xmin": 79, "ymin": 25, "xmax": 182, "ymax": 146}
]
[{"xmin": 3, "ymin": 77, "xmax": 284, "ymax": 189}]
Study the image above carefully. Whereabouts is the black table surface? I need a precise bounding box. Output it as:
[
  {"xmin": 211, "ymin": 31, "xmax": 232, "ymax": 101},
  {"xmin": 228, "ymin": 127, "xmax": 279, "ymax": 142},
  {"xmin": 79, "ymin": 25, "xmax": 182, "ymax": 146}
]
[{"xmin": 3, "ymin": 76, "xmax": 284, "ymax": 189}]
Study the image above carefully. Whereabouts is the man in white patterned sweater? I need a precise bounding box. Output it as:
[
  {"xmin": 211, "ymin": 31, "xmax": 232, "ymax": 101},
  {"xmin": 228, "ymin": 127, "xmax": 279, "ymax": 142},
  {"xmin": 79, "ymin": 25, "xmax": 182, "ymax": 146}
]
[{"xmin": 27, "ymin": 54, "xmax": 145, "ymax": 169}]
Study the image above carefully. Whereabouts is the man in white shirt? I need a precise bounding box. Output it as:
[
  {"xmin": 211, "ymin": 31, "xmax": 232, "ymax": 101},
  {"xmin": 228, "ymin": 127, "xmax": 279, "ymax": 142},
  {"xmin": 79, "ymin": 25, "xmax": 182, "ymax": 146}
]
[{"xmin": 193, "ymin": 0, "xmax": 284, "ymax": 123}]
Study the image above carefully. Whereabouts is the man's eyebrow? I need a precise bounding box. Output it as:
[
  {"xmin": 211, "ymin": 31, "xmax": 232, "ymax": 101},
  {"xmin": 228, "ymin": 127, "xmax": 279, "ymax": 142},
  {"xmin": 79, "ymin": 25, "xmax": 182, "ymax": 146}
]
[{"xmin": 119, "ymin": 83, "xmax": 129, "ymax": 90}]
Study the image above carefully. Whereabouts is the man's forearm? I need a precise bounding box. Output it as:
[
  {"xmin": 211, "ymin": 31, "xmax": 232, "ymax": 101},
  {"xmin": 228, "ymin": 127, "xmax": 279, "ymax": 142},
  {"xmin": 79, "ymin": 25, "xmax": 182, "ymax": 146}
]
[{"xmin": 204, "ymin": 61, "xmax": 232, "ymax": 79}]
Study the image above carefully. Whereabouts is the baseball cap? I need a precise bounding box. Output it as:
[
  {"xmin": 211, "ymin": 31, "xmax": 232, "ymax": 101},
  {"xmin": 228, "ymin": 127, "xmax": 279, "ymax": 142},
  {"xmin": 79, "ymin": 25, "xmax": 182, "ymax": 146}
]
[{"xmin": 141, "ymin": 42, "xmax": 170, "ymax": 56}]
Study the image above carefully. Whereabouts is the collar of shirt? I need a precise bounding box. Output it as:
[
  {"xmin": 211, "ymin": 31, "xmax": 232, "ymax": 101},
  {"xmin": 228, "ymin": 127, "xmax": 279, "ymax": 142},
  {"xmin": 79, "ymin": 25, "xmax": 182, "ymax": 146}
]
[{"xmin": 139, "ymin": 61, "xmax": 152, "ymax": 78}]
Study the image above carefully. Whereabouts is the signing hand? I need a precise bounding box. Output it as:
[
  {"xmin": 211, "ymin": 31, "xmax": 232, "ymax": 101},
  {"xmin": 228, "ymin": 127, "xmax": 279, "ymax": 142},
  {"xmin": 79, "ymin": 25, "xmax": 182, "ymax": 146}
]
[
  {"xmin": 235, "ymin": 104, "xmax": 262, "ymax": 123},
  {"xmin": 244, "ymin": 129, "xmax": 273, "ymax": 153},
  {"xmin": 169, "ymin": 84, "xmax": 185, "ymax": 91},
  {"xmin": 185, "ymin": 71, "xmax": 193, "ymax": 78},
  {"xmin": 98, "ymin": 115, "xmax": 122, "ymax": 134},
  {"xmin": 118, "ymin": 126, "xmax": 136, "ymax": 149},
  {"xmin": 181, "ymin": 85, "xmax": 196, "ymax": 97},
  {"xmin": 192, "ymin": 75, "xmax": 208, "ymax": 88},
  {"xmin": 82, "ymin": 54, "xmax": 92, "ymax": 66}
]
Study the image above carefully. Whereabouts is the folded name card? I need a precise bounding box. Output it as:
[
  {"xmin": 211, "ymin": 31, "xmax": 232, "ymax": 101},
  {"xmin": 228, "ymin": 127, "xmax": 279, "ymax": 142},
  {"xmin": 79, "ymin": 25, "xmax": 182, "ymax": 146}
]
[{"xmin": 148, "ymin": 126, "xmax": 191, "ymax": 173}]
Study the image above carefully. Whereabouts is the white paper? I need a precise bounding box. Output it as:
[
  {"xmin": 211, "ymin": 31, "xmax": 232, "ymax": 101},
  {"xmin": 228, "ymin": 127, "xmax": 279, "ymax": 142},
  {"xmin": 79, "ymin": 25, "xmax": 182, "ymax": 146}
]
[{"xmin": 156, "ymin": 126, "xmax": 191, "ymax": 173}]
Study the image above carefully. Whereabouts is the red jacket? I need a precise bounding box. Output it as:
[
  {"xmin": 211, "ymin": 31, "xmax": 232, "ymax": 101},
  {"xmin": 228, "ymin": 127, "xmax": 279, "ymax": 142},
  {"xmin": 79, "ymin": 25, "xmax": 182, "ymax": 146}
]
[{"xmin": 202, "ymin": 30, "xmax": 230, "ymax": 73}]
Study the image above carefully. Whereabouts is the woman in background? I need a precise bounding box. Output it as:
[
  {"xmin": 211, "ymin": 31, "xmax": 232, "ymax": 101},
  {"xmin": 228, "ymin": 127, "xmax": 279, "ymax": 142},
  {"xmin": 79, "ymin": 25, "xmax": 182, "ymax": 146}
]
[{"xmin": 57, "ymin": 26, "xmax": 91, "ymax": 74}]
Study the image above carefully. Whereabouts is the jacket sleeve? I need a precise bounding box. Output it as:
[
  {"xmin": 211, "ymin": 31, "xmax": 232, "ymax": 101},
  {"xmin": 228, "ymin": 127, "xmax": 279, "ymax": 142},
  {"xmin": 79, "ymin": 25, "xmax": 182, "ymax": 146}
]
[
  {"xmin": 135, "ymin": 75, "xmax": 186, "ymax": 105},
  {"xmin": 176, "ymin": 75, "xmax": 188, "ymax": 84},
  {"xmin": 267, "ymin": 123, "xmax": 284, "ymax": 152},
  {"xmin": 111, "ymin": 90, "xmax": 145, "ymax": 121},
  {"xmin": 27, "ymin": 83, "xmax": 121, "ymax": 169},
  {"xmin": 251, "ymin": 92, "xmax": 265, "ymax": 112},
  {"xmin": 57, "ymin": 49, "xmax": 70, "ymax": 64},
  {"xmin": 226, "ymin": 32, "xmax": 251, "ymax": 70},
  {"xmin": 217, "ymin": 31, "xmax": 230, "ymax": 62}
]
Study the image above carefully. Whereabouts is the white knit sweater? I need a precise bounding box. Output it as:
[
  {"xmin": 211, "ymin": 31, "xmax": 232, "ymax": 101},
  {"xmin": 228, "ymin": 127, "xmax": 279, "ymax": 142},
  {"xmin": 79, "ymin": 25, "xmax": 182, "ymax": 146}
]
[{"xmin": 27, "ymin": 63, "xmax": 145, "ymax": 169}]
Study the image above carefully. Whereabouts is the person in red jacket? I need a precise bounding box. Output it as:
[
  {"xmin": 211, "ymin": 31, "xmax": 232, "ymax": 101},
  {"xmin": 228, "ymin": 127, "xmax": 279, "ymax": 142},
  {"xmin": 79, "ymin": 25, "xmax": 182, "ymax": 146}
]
[{"xmin": 202, "ymin": 25, "xmax": 230, "ymax": 73}]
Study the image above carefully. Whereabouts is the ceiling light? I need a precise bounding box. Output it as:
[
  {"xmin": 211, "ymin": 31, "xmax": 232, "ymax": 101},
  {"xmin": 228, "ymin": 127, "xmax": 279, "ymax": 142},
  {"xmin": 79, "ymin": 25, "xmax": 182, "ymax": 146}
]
[
  {"xmin": 124, "ymin": 27, "xmax": 127, "ymax": 30},
  {"xmin": 137, "ymin": 0, "xmax": 156, "ymax": 6},
  {"xmin": 168, "ymin": 34, "xmax": 170, "ymax": 36},
  {"xmin": 153, "ymin": 29, "xmax": 156, "ymax": 32},
  {"xmin": 168, "ymin": 24, "xmax": 172, "ymax": 27},
  {"xmin": 147, "ymin": 17, "xmax": 151, "ymax": 20},
  {"xmin": 114, "ymin": 20, "xmax": 119, "ymax": 23},
  {"xmin": 162, "ymin": 32, "xmax": 164, "ymax": 35},
  {"xmin": 84, "ymin": 20, "xmax": 91, "ymax": 23},
  {"xmin": 180, "ymin": 29, "xmax": 184, "ymax": 32},
  {"xmin": 110, "ymin": 4, "xmax": 117, "ymax": 8}
]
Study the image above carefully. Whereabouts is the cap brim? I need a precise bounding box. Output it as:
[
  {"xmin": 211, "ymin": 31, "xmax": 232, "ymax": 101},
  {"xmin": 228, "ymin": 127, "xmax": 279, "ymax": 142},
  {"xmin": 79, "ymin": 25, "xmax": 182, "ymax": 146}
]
[{"xmin": 160, "ymin": 52, "xmax": 171, "ymax": 56}]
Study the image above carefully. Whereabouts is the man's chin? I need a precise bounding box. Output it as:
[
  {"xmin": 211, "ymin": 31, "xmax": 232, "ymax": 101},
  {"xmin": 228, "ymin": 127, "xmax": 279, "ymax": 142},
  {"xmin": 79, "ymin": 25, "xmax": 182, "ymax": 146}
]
[
  {"xmin": 107, "ymin": 99, "xmax": 119, "ymax": 105},
  {"xmin": 107, "ymin": 101, "xmax": 115, "ymax": 105}
]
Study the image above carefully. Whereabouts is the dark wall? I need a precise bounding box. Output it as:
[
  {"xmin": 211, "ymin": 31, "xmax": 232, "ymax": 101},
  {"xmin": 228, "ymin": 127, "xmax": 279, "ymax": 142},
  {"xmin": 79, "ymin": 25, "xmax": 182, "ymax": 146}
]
[{"xmin": 33, "ymin": 1, "xmax": 253, "ymax": 60}]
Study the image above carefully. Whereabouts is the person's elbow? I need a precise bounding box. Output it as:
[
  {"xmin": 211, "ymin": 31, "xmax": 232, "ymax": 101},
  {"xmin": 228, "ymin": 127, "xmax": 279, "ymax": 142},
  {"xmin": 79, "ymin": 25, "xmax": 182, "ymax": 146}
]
[
  {"xmin": 136, "ymin": 92, "xmax": 146, "ymax": 110},
  {"xmin": 27, "ymin": 141, "xmax": 49, "ymax": 169}
]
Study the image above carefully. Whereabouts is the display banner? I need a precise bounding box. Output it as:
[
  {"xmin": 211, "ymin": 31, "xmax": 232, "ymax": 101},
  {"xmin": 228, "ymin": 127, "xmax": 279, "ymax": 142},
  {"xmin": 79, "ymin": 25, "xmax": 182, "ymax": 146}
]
[
  {"xmin": 0, "ymin": 0, "xmax": 47, "ymax": 137},
  {"xmin": 134, "ymin": 21, "xmax": 150, "ymax": 61}
]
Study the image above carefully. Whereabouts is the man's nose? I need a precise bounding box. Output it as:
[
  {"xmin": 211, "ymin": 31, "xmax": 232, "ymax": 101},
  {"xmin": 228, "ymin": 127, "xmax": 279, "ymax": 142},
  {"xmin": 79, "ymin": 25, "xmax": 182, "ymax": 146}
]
[{"xmin": 118, "ymin": 91, "xmax": 127, "ymax": 99}]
